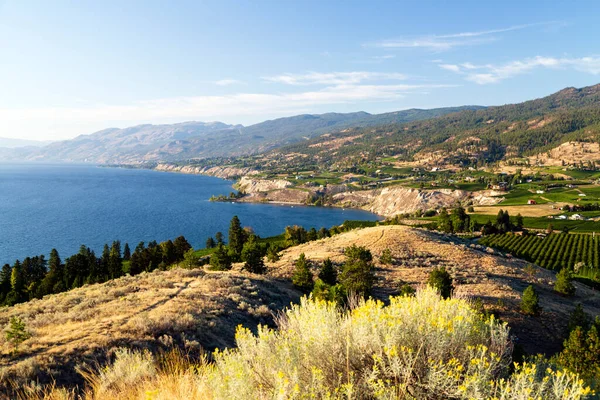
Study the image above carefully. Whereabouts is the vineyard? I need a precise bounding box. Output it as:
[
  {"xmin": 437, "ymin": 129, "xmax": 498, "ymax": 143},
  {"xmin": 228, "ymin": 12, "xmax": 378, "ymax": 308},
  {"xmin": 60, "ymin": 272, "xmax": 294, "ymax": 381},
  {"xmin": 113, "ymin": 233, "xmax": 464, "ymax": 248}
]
[{"xmin": 479, "ymin": 233, "xmax": 600, "ymax": 280}]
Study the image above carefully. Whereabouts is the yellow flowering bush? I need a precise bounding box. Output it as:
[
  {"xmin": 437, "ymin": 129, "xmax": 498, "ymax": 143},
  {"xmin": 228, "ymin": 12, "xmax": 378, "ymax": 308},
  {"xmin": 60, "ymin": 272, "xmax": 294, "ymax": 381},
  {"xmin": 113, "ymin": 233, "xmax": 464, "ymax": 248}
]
[{"xmin": 32, "ymin": 288, "xmax": 593, "ymax": 399}]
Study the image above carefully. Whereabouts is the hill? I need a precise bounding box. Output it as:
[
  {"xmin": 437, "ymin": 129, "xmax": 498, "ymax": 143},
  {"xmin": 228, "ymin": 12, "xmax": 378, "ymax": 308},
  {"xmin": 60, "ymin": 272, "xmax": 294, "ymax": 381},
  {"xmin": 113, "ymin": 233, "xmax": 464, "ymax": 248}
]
[
  {"xmin": 257, "ymin": 83, "xmax": 600, "ymax": 171},
  {"xmin": 1, "ymin": 225, "xmax": 598, "ymax": 396},
  {"xmin": 1, "ymin": 107, "xmax": 482, "ymax": 164}
]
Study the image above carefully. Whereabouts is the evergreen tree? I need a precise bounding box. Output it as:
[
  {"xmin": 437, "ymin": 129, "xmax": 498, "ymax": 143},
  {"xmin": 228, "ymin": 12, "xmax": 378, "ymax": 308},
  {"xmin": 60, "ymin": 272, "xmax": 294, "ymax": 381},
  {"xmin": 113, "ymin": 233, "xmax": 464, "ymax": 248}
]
[
  {"xmin": 38, "ymin": 249, "xmax": 62, "ymax": 296},
  {"xmin": 0, "ymin": 264, "xmax": 11, "ymax": 303},
  {"xmin": 307, "ymin": 227, "xmax": 318, "ymax": 241},
  {"xmin": 7, "ymin": 260, "xmax": 25, "ymax": 305},
  {"xmin": 241, "ymin": 236, "xmax": 266, "ymax": 274},
  {"xmin": 427, "ymin": 267, "xmax": 453, "ymax": 299},
  {"xmin": 554, "ymin": 267, "xmax": 576, "ymax": 296},
  {"xmin": 398, "ymin": 282, "xmax": 416, "ymax": 297},
  {"xmin": 568, "ymin": 303, "xmax": 591, "ymax": 333},
  {"xmin": 228, "ymin": 216, "xmax": 245, "ymax": 260},
  {"xmin": 215, "ymin": 231, "xmax": 224, "ymax": 246},
  {"xmin": 292, "ymin": 253, "xmax": 313, "ymax": 293},
  {"xmin": 318, "ymin": 258, "xmax": 337, "ymax": 285},
  {"xmin": 521, "ymin": 285, "xmax": 541, "ymax": 316},
  {"xmin": 181, "ymin": 249, "xmax": 201, "ymax": 269},
  {"xmin": 100, "ymin": 244, "xmax": 111, "ymax": 280},
  {"xmin": 123, "ymin": 243, "xmax": 131, "ymax": 261},
  {"xmin": 5, "ymin": 316, "xmax": 30, "ymax": 354},
  {"xmin": 339, "ymin": 245, "xmax": 374, "ymax": 297},
  {"xmin": 515, "ymin": 213, "xmax": 524, "ymax": 230},
  {"xmin": 162, "ymin": 240, "xmax": 176, "ymax": 265},
  {"xmin": 266, "ymin": 244, "xmax": 281, "ymax": 262},
  {"xmin": 284, "ymin": 225, "xmax": 308, "ymax": 246},
  {"xmin": 557, "ymin": 325, "xmax": 600, "ymax": 382},
  {"xmin": 206, "ymin": 237, "xmax": 216, "ymax": 249},
  {"xmin": 438, "ymin": 208, "xmax": 452, "ymax": 233},
  {"xmin": 173, "ymin": 236, "xmax": 192, "ymax": 261},
  {"xmin": 317, "ymin": 227, "xmax": 330, "ymax": 239},
  {"xmin": 209, "ymin": 244, "xmax": 232, "ymax": 271}
]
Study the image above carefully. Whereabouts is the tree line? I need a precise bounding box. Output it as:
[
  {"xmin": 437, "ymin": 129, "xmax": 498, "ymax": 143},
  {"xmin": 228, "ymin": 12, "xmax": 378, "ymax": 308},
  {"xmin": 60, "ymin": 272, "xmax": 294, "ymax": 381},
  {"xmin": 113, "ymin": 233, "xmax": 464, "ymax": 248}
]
[{"xmin": 0, "ymin": 236, "xmax": 192, "ymax": 307}]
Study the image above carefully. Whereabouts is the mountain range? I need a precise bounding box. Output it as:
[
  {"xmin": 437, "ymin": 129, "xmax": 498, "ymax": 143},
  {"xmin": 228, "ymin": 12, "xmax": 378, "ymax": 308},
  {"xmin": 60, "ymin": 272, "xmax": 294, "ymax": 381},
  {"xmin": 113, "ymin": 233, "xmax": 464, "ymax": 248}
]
[{"xmin": 0, "ymin": 106, "xmax": 482, "ymax": 164}]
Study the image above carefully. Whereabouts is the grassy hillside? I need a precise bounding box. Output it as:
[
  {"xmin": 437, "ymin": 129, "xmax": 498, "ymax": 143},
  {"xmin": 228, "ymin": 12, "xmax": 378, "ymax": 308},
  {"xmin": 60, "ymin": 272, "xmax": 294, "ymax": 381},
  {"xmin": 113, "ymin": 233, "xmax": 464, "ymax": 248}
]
[{"xmin": 2, "ymin": 225, "xmax": 599, "ymax": 397}]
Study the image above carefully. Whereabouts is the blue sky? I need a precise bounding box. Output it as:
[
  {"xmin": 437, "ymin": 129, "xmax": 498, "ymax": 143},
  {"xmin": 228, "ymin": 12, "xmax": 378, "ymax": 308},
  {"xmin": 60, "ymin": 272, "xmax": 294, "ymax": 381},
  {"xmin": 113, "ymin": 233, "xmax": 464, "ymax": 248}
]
[{"xmin": 1, "ymin": 0, "xmax": 600, "ymax": 140}]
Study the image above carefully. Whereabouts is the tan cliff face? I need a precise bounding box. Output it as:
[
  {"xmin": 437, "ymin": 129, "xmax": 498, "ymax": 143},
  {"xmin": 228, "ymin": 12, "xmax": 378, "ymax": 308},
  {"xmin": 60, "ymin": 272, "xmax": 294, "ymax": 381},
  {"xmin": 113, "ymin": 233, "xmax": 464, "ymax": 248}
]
[
  {"xmin": 236, "ymin": 176, "xmax": 293, "ymax": 194},
  {"xmin": 155, "ymin": 163, "xmax": 258, "ymax": 179}
]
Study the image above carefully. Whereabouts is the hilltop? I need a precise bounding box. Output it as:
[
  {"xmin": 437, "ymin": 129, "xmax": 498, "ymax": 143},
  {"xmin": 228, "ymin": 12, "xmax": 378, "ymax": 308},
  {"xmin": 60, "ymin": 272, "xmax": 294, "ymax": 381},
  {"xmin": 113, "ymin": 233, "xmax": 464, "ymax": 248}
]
[{"xmin": 1, "ymin": 224, "xmax": 598, "ymax": 395}]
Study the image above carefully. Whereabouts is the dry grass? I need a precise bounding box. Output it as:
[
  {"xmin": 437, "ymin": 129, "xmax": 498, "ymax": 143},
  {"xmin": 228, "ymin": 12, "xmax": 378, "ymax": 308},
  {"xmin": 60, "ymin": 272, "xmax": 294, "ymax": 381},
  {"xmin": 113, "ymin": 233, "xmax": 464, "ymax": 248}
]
[
  {"xmin": 0, "ymin": 267, "xmax": 300, "ymax": 393},
  {"xmin": 471, "ymin": 204, "xmax": 564, "ymax": 217},
  {"xmin": 266, "ymin": 225, "xmax": 600, "ymax": 355}
]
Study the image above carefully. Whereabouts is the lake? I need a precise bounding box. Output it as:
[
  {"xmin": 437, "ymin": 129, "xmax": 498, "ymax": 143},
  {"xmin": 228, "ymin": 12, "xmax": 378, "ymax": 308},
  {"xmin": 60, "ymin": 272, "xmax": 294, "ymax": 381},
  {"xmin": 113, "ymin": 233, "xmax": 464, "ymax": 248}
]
[{"xmin": 0, "ymin": 163, "xmax": 378, "ymax": 265}]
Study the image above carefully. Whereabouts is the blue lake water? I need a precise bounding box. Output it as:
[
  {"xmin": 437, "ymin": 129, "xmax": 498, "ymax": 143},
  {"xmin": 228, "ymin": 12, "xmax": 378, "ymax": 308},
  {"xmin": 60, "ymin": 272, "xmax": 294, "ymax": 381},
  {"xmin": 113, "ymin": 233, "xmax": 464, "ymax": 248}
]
[{"xmin": 0, "ymin": 163, "xmax": 378, "ymax": 265}]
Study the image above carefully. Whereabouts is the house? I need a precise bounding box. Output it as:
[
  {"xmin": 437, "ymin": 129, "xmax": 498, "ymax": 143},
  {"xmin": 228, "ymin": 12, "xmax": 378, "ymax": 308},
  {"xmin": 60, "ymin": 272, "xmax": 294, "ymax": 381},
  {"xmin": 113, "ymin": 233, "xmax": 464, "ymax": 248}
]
[
  {"xmin": 536, "ymin": 190, "xmax": 545, "ymax": 194},
  {"xmin": 527, "ymin": 199, "xmax": 537, "ymax": 205},
  {"xmin": 431, "ymin": 167, "xmax": 440, "ymax": 172},
  {"xmin": 557, "ymin": 215, "xmax": 568, "ymax": 220},
  {"xmin": 570, "ymin": 214, "xmax": 584, "ymax": 220},
  {"xmin": 578, "ymin": 193, "xmax": 586, "ymax": 197}
]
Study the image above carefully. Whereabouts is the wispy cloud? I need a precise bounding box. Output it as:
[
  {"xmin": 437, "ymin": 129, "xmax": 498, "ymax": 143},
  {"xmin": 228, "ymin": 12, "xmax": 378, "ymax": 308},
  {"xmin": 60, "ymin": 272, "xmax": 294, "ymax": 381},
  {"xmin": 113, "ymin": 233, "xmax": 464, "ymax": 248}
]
[
  {"xmin": 439, "ymin": 56, "xmax": 600, "ymax": 84},
  {"xmin": 214, "ymin": 79, "xmax": 243, "ymax": 86},
  {"xmin": 1, "ymin": 82, "xmax": 456, "ymax": 140},
  {"xmin": 368, "ymin": 22, "xmax": 558, "ymax": 51},
  {"xmin": 262, "ymin": 71, "xmax": 407, "ymax": 85}
]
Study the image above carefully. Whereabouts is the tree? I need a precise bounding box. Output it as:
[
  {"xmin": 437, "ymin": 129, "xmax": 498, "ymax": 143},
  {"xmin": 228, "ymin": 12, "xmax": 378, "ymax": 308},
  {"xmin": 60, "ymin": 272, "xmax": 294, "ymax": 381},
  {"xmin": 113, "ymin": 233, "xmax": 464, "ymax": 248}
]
[
  {"xmin": 554, "ymin": 267, "xmax": 576, "ymax": 296},
  {"xmin": 317, "ymin": 227, "xmax": 330, "ymax": 239},
  {"xmin": 379, "ymin": 248, "xmax": 393, "ymax": 265},
  {"xmin": 206, "ymin": 237, "xmax": 216, "ymax": 249},
  {"xmin": 521, "ymin": 285, "xmax": 541, "ymax": 315},
  {"xmin": 38, "ymin": 249, "xmax": 63, "ymax": 296},
  {"xmin": 515, "ymin": 213, "xmax": 524, "ymax": 230},
  {"xmin": 8, "ymin": 260, "xmax": 25, "ymax": 305},
  {"xmin": 266, "ymin": 244, "xmax": 280, "ymax": 262},
  {"xmin": 182, "ymin": 249, "xmax": 201, "ymax": 269},
  {"xmin": 228, "ymin": 216, "xmax": 245, "ymax": 260},
  {"xmin": 556, "ymin": 325, "xmax": 600, "ymax": 382},
  {"xmin": 209, "ymin": 244, "xmax": 231, "ymax": 271},
  {"xmin": 292, "ymin": 253, "xmax": 313, "ymax": 293},
  {"xmin": 568, "ymin": 303, "xmax": 591, "ymax": 333},
  {"xmin": 427, "ymin": 267, "xmax": 453, "ymax": 299},
  {"xmin": 123, "ymin": 243, "xmax": 131, "ymax": 261},
  {"xmin": 339, "ymin": 245, "xmax": 374, "ymax": 297},
  {"xmin": 398, "ymin": 282, "xmax": 416, "ymax": 297},
  {"xmin": 161, "ymin": 240, "xmax": 176, "ymax": 265},
  {"xmin": 547, "ymin": 223, "xmax": 554, "ymax": 234},
  {"xmin": 241, "ymin": 236, "xmax": 266, "ymax": 274},
  {"xmin": 215, "ymin": 231, "xmax": 224, "ymax": 246},
  {"xmin": 285, "ymin": 225, "xmax": 308, "ymax": 246},
  {"xmin": 5, "ymin": 316, "xmax": 31, "ymax": 354},
  {"xmin": 0, "ymin": 264, "xmax": 11, "ymax": 303},
  {"xmin": 307, "ymin": 227, "xmax": 318, "ymax": 241},
  {"xmin": 318, "ymin": 258, "xmax": 337, "ymax": 285},
  {"xmin": 173, "ymin": 236, "xmax": 192, "ymax": 261},
  {"xmin": 437, "ymin": 208, "xmax": 452, "ymax": 233}
]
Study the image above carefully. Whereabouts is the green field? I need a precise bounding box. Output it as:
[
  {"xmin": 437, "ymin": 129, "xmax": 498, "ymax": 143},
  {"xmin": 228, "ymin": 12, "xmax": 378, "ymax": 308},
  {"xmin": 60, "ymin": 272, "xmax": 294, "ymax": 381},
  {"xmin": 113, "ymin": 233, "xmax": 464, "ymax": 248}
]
[{"xmin": 479, "ymin": 233, "xmax": 600, "ymax": 275}]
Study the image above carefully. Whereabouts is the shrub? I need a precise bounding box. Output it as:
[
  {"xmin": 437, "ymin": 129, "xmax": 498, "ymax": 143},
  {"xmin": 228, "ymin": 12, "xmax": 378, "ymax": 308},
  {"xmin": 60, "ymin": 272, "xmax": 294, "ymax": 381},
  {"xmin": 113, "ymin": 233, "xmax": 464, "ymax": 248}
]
[
  {"xmin": 265, "ymin": 244, "xmax": 280, "ymax": 262},
  {"xmin": 398, "ymin": 282, "xmax": 416, "ymax": 297},
  {"xmin": 181, "ymin": 249, "xmax": 201, "ymax": 269},
  {"xmin": 379, "ymin": 248, "xmax": 393, "ymax": 265},
  {"xmin": 291, "ymin": 253, "xmax": 313, "ymax": 293},
  {"xmin": 521, "ymin": 285, "xmax": 541, "ymax": 316},
  {"xmin": 554, "ymin": 267, "xmax": 576, "ymax": 296},
  {"xmin": 427, "ymin": 266, "xmax": 453, "ymax": 299},
  {"xmin": 241, "ymin": 237, "xmax": 266, "ymax": 274}
]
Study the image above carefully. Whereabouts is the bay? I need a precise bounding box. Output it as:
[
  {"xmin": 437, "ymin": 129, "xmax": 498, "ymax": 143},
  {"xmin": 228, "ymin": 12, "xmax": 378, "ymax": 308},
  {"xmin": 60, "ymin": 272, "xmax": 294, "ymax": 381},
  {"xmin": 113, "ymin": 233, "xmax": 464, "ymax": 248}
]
[{"xmin": 0, "ymin": 163, "xmax": 378, "ymax": 265}]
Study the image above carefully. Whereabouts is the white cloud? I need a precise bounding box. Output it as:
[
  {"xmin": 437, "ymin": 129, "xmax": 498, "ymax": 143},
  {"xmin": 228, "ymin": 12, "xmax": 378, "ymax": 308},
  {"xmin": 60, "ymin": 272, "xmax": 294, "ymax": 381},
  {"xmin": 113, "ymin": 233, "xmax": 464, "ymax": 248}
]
[
  {"xmin": 369, "ymin": 22, "xmax": 557, "ymax": 51},
  {"xmin": 215, "ymin": 79, "xmax": 243, "ymax": 86},
  {"xmin": 0, "ymin": 82, "xmax": 455, "ymax": 140},
  {"xmin": 262, "ymin": 71, "xmax": 407, "ymax": 85},
  {"xmin": 439, "ymin": 55, "xmax": 600, "ymax": 84}
]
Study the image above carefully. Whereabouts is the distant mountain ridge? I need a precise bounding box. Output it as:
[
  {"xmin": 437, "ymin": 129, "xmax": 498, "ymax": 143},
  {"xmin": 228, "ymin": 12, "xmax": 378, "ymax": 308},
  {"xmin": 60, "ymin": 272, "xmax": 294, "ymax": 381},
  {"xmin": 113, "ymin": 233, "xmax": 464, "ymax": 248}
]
[
  {"xmin": 0, "ymin": 137, "xmax": 53, "ymax": 148},
  {"xmin": 2, "ymin": 106, "xmax": 483, "ymax": 163}
]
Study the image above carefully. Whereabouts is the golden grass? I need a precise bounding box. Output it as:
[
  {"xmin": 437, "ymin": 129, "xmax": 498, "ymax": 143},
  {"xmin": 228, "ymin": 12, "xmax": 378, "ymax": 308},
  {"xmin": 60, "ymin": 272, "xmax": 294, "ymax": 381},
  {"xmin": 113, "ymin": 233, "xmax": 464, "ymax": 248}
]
[
  {"xmin": 471, "ymin": 204, "xmax": 564, "ymax": 217},
  {"xmin": 0, "ymin": 267, "xmax": 300, "ymax": 393}
]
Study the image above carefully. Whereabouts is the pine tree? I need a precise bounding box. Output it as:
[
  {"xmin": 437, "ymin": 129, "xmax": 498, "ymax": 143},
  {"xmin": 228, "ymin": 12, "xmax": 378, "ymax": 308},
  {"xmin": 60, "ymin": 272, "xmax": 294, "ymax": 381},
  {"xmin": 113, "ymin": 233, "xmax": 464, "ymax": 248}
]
[
  {"xmin": 438, "ymin": 208, "xmax": 452, "ymax": 233},
  {"xmin": 339, "ymin": 245, "xmax": 374, "ymax": 297},
  {"xmin": 173, "ymin": 236, "xmax": 192, "ymax": 261},
  {"xmin": 521, "ymin": 285, "xmax": 541, "ymax": 316},
  {"xmin": 209, "ymin": 244, "xmax": 232, "ymax": 271},
  {"xmin": 241, "ymin": 236, "xmax": 266, "ymax": 274},
  {"xmin": 215, "ymin": 231, "xmax": 224, "ymax": 246},
  {"xmin": 318, "ymin": 258, "xmax": 337, "ymax": 285},
  {"xmin": 123, "ymin": 243, "xmax": 131, "ymax": 261},
  {"xmin": 0, "ymin": 264, "xmax": 11, "ymax": 303},
  {"xmin": 292, "ymin": 253, "xmax": 313, "ymax": 293},
  {"xmin": 228, "ymin": 216, "xmax": 245, "ymax": 260},
  {"xmin": 266, "ymin": 244, "xmax": 280, "ymax": 262},
  {"xmin": 206, "ymin": 237, "xmax": 216, "ymax": 249},
  {"xmin": 162, "ymin": 240, "xmax": 176, "ymax": 265},
  {"xmin": 427, "ymin": 267, "xmax": 454, "ymax": 299},
  {"xmin": 568, "ymin": 303, "xmax": 591, "ymax": 333},
  {"xmin": 5, "ymin": 316, "xmax": 30, "ymax": 354},
  {"xmin": 554, "ymin": 267, "xmax": 576, "ymax": 296},
  {"xmin": 307, "ymin": 227, "xmax": 318, "ymax": 241}
]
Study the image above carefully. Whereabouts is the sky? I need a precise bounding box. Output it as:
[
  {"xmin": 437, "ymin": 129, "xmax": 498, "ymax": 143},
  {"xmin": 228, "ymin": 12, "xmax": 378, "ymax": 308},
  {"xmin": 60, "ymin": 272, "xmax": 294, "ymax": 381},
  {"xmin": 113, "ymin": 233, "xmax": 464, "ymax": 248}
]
[{"xmin": 1, "ymin": 0, "xmax": 600, "ymax": 141}]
